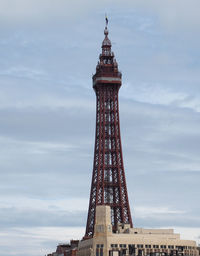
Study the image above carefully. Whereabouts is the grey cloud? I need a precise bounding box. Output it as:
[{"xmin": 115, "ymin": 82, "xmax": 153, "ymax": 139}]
[
  {"xmin": 0, "ymin": 66, "xmax": 48, "ymax": 81},
  {"xmin": 128, "ymin": 170, "xmax": 200, "ymax": 218},
  {"xmin": 0, "ymin": 207, "xmax": 86, "ymax": 228},
  {"xmin": 0, "ymin": 169, "xmax": 91, "ymax": 198},
  {"xmin": 0, "ymin": 0, "xmax": 200, "ymax": 33},
  {"xmin": 0, "ymin": 0, "xmax": 101, "ymax": 26},
  {"xmin": 0, "ymin": 99, "xmax": 199, "ymax": 199},
  {"xmin": 122, "ymin": 0, "xmax": 200, "ymax": 32},
  {"xmin": 135, "ymin": 215, "xmax": 200, "ymax": 229},
  {"xmin": 0, "ymin": 107, "xmax": 94, "ymax": 141}
]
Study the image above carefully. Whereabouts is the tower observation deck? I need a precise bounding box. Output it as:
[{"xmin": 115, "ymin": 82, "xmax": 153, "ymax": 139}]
[{"xmin": 84, "ymin": 22, "xmax": 133, "ymax": 239}]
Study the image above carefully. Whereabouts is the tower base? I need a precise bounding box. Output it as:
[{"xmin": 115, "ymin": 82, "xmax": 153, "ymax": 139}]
[{"xmin": 78, "ymin": 206, "xmax": 199, "ymax": 256}]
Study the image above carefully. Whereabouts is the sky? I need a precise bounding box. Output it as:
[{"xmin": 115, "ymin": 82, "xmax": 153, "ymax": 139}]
[{"xmin": 0, "ymin": 0, "xmax": 200, "ymax": 255}]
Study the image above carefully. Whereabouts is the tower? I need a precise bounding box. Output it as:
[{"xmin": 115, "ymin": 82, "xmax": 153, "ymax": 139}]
[{"xmin": 84, "ymin": 22, "xmax": 133, "ymax": 239}]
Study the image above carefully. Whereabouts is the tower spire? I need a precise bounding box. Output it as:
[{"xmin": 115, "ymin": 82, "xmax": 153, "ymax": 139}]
[
  {"xmin": 84, "ymin": 21, "xmax": 133, "ymax": 239},
  {"xmin": 105, "ymin": 14, "xmax": 108, "ymax": 27}
]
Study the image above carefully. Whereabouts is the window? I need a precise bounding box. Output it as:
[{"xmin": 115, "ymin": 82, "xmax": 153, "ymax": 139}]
[
  {"xmin": 122, "ymin": 249, "xmax": 126, "ymax": 255},
  {"xmin": 97, "ymin": 244, "xmax": 104, "ymax": 248},
  {"xmin": 137, "ymin": 245, "xmax": 143, "ymax": 249},
  {"xmin": 111, "ymin": 244, "xmax": 118, "ymax": 248},
  {"xmin": 120, "ymin": 244, "xmax": 126, "ymax": 248},
  {"xmin": 97, "ymin": 225, "xmax": 104, "ymax": 232},
  {"xmin": 100, "ymin": 248, "xmax": 103, "ymax": 256},
  {"xmin": 129, "ymin": 245, "xmax": 135, "ymax": 254},
  {"xmin": 96, "ymin": 245, "xmax": 104, "ymax": 256}
]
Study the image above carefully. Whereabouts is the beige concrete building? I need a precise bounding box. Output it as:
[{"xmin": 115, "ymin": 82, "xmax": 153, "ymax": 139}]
[{"xmin": 78, "ymin": 206, "xmax": 199, "ymax": 256}]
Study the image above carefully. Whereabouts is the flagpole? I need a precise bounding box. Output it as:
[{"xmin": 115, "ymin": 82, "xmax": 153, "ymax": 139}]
[{"xmin": 105, "ymin": 14, "xmax": 108, "ymax": 27}]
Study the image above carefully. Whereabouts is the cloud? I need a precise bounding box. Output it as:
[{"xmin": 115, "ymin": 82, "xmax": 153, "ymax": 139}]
[
  {"xmin": 0, "ymin": 227, "xmax": 84, "ymax": 256},
  {"xmin": 135, "ymin": 206, "xmax": 185, "ymax": 217},
  {"xmin": 122, "ymin": 82, "xmax": 188, "ymax": 107},
  {"xmin": 0, "ymin": 0, "xmax": 96, "ymax": 26},
  {"xmin": 0, "ymin": 0, "xmax": 200, "ymax": 34},
  {"xmin": 147, "ymin": 0, "xmax": 200, "ymax": 32},
  {"xmin": 0, "ymin": 196, "xmax": 88, "ymax": 212},
  {"xmin": 133, "ymin": 205, "xmax": 200, "ymax": 228},
  {"xmin": 0, "ymin": 66, "xmax": 47, "ymax": 80},
  {"xmin": 0, "ymin": 207, "xmax": 86, "ymax": 228},
  {"xmin": 120, "ymin": 100, "xmax": 200, "ymax": 174},
  {"xmin": 122, "ymin": 0, "xmax": 200, "ymax": 32}
]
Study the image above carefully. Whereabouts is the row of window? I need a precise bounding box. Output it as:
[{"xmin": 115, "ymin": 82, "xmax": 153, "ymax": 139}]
[
  {"xmin": 111, "ymin": 244, "xmax": 126, "ymax": 248},
  {"xmin": 96, "ymin": 248, "xmax": 103, "ymax": 256},
  {"xmin": 110, "ymin": 244, "xmax": 195, "ymax": 250},
  {"xmin": 97, "ymin": 244, "xmax": 104, "ymax": 248}
]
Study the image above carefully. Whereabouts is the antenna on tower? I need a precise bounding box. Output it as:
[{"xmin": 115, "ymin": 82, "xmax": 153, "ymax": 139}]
[{"xmin": 105, "ymin": 14, "xmax": 108, "ymax": 27}]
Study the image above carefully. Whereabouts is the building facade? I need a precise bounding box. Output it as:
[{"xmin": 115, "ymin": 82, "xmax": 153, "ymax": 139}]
[
  {"xmin": 78, "ymin": 206, "xmax": 199, "ymax": 256},
  {"xmin": 47, "ymin": 240, "xmax": 79, "ymax": 256}
]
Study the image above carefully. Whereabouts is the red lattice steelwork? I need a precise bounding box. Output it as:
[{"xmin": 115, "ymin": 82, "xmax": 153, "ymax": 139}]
[{"xmin": 84, "ymin": 24, "xmax": 133, "ymax": 239}]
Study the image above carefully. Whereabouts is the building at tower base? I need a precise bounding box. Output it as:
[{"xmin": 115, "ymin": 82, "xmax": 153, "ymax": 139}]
[{"xmin": 78, "ymin": 206, "xmax": 199, "ymax": 256}]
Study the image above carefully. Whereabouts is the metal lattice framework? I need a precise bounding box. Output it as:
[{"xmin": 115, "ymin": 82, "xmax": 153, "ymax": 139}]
[{"xmin": 84, "ymin": 25, "xmax": 133, "ymax": 239}]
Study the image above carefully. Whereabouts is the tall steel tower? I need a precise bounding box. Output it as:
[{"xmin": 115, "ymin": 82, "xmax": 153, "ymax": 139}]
[{"xmin": 84, "ymin": 21, "xmax": 133, "ymax": 239}]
